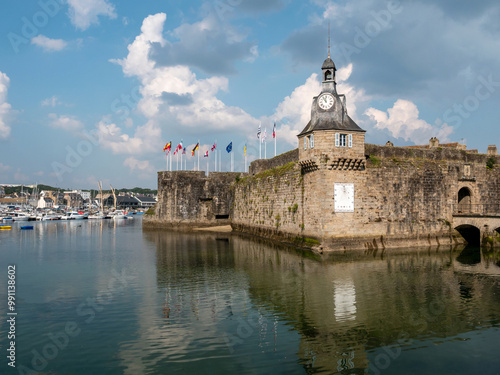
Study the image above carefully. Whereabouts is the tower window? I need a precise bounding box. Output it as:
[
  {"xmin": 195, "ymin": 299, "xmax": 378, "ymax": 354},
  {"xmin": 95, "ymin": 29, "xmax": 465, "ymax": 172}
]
[
  {"xmin": 335, "ymin": 133, "xmax": 353, "ymax": 148},
  {"xmin": 310, "ymin": 134, "xmax": 314, "ymax": 148},
  {"xmin": 304, "ymin": 137, "xmax": 307, "ymax": 150},
  {"xmin": 339, "ymin": 134, "xmax": 347, "ymax": 147},
  {"xmin": 325, "ymin": 70, "xmax": 332, "ymax": 81}
]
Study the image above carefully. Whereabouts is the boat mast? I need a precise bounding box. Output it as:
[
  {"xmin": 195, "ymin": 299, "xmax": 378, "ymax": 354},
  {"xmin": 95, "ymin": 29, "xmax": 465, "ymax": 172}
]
[
  {"xmin": 110, "ymin": 184, "xmax": 117, "ymax": 211},
  {"xmin": 98, "ymin": 181, "xmax": 104, "ymax": 213}
]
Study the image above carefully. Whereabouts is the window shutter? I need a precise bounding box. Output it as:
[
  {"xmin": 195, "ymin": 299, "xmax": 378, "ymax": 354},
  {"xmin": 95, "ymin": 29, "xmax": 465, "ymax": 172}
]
[
  {"xmin": 348, "ymin": 134, "xmax": 353, "ymax": 148},
  {"xmin": 335, "ymin": 133, "xmax": 339, "ymax": 147},
  {"xmin": 311, "ymin": 134, "xmax": 314, "ymax": 148}
]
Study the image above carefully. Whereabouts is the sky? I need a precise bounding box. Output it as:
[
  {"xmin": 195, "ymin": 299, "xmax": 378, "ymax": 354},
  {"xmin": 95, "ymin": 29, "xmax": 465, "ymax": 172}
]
[{"xmin": 1, "ymin": 0, "xmax": 500, "ymax": 189}]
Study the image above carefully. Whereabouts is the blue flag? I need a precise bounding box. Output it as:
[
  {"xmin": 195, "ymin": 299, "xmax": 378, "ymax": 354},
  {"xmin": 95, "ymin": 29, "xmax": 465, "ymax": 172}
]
[{"xmin": 226, "ymin": 142, "xmax": 232, "ymax": 153}]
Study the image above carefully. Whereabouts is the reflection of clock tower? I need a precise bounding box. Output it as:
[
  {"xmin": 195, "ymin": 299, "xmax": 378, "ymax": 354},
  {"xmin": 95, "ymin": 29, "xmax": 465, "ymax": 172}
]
[{"xmin": 297, "ymin": 52, "xmax": 366, "ymax": 173}]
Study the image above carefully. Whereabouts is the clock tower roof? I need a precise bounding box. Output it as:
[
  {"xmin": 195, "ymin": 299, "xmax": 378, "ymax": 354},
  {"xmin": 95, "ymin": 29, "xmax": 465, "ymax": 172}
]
[
  {"xmin": 322, "ymin": 57, "xmax": 336, "ymax": 71},
  {"xmin": 298, "ymin": 56, "xmax": 365, "ymax": 137}
]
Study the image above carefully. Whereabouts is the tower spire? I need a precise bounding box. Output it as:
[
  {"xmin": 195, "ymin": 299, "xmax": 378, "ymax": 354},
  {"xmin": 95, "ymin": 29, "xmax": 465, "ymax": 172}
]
[{"xmin": 328, "ymin": 21, "xmax": 331, "ymax": 58}]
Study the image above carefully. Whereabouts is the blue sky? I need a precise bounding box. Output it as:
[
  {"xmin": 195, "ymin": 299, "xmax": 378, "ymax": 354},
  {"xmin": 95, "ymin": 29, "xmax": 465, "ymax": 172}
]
[{"xmin": 1, "ymin": 0, "xmax": 500, "ymax": 189}]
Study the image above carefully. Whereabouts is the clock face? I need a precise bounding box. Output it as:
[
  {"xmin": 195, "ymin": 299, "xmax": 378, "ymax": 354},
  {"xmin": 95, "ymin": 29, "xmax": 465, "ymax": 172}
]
[
  {"xmin": 318, "ymin": 93, "xmax": 334, "ymax": 110},
  {"xmin": 334, "ymin": 183, "xmax": 355, "ymax": 213}
]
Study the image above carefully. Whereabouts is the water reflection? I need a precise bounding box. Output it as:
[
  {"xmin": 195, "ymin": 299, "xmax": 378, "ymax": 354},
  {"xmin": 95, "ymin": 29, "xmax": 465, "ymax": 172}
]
[{"xmin": 142, "ymin": 231, "xmax": 500, "ymax": 374}]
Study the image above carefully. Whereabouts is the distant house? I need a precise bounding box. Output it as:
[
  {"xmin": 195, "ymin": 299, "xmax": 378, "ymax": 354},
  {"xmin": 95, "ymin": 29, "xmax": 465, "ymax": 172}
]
[
  {"xmin": 135, "ymin": 195, "xmax": 157, "ymax": 208},
  {"xmin": 37, "ymin": 197, "xmax": 54, "ymax": 209},
  {"xmin": 116, "ymin": 196, "xmax": 140, "ymax": 209},
  {"xmin": 63, "ymin": 192, "xmax": 83, "ymax": 209},
  {"xmin": 0, "ymin": 198, "xmax": 24, "ymax": 207}
]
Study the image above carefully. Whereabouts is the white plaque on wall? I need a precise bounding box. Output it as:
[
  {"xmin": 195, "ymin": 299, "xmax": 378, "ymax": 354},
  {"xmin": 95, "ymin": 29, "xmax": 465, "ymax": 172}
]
[{"xmin": 334, "ymin": 183, "xmax": 354, "ymax": 213}]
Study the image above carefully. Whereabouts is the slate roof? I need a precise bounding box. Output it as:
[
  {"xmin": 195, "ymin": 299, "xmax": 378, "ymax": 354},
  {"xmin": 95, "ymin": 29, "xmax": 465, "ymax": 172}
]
[
  {"xmin": 298, "ymin": 108, "xmax": 365, "ymax": 136},
  {"xmin": 322, "ymin": 57, "xmax": 336, "ymax": 70}
]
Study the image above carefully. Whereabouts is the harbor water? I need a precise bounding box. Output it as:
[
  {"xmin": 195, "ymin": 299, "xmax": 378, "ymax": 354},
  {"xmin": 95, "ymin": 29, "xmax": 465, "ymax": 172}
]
[{"xmin": 1, "ymin": 218, "xmax": 499, "ymax": 374}]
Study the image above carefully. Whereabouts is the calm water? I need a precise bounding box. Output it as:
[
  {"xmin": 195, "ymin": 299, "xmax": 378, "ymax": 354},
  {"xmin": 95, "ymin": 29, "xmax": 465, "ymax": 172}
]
[{"xmin": 1, "ymin": 218, "xmax": 500, "ymax": 375}]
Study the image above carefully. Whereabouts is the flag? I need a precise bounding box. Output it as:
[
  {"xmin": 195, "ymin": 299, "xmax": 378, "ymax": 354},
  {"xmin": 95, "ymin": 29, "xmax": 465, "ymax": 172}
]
[
  {"xmin": 163, "ymin": 141, "xmax": 171, "ymax": 152},
  {"xmin": 273, "ymin": 122, "xmax": 276, "ymax": 139},
  {"xmin": 257, "ymin": 124, "xmax": 261, "ymax": 139},
  {"xmin": 173, "ymin": 148, "xmax": 178, "ymax": 155},
  {"xmin": 211, "ymin": 142, "xmax": 217, "ymax": 151},
  {"xmin": 191, "ymin": 143, "xmax": 199, "ymax": 156},
  {"xmin": 226, "ymin": 142, "xmax": 232, "ymax": 153},
  {"xmin": 262, "ymin": 128, "xmax": 267, "ymax": 143},
  {"xmin": 204, "ymin": 151, "xmax": 209, "ymax": 157},
  {"xmin": 182, "ymin": 147, "xmax": 186, "ymax": 155},
  {"xmin": 177, "ymin": 140, "xmax": 183, "ymax": 151},
  {"xmin": 244, "ymin": 144, "xmax": 247, "ymax": 156}
]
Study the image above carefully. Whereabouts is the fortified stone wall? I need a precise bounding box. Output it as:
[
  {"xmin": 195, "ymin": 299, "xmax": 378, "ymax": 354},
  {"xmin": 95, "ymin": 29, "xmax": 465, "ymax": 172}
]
[
  {"xmin": 234, "ymin": 144, "xmax": 500, "ymax": 251},
  {"xmin": 232, "ymin": 162, "xmax": 306, "ymax": 243},
  {"xmin": 249, "ymin": 149, "xmax": 298, "ymax": 175},
  {"xmin": 146, "ymin": 144, "xmax": 500, "ymax": 251},
  {"xmin": 144, "ymin": 171, "xmax": 241, "ymax": 229}
]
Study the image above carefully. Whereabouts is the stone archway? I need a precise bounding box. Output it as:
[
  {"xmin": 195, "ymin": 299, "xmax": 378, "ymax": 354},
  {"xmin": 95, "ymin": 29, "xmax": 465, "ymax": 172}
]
[
  {"xmin": 457, "ymin": 187, "xmax": 472, "ymax": 213},
  {"xmin": 454, "ymin": 224, "xmax": 481, "ymax": 246}
]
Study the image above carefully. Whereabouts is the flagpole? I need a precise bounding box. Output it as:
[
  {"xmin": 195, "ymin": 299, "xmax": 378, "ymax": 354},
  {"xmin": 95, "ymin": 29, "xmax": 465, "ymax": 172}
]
[
  {"xmin": 265, "ymin": 137, "xmax": 267, "ymax": 159},
  {"xmin": 197, "ymin": 140, "xmax": 200, "ymax": 171},
  {"xmin": 275, "ymin": 130, "xmax": 277, "ymax": 157},
  {"xmin": 176, "ymin": 152, "xmax": 178, "ymax": 170},
  {"xmin": 207, "ymin": 152, "xmax": 209, "ymax": 176},
  {"xmin": 181, "ymin": 151, "xmax": 183, "ymax": 171},
  {"xmin": 215, "ymin": 149, "xmax": 217, "ymax": 173},
  {"xmin": 259, "ymin": 138, "xmax": 262, "ymax": 159},
  {"xmin": 219, "ymin": 151, "xmax": 221, "ymax": 172},
  {"xmin": 169, "ymin": 153, "xmax": 172, "ymax": 171},
  {"xmin": 231, "ymin": 150, "xmax": 234, "ymax": 172}
]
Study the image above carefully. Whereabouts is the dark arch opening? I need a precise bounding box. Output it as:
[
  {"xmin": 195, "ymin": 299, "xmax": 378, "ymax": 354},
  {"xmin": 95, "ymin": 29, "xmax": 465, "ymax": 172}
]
[
  {"xmin": 455, "ymin": 224, "xmax": 481, "ymax": 246},
  {"xmin": 457, "ymin": 187, "xmax": 472, "ymax": 213},
  {"xmin": 324, "ymin": 70, "xmax": 332, "ymax": 81}
]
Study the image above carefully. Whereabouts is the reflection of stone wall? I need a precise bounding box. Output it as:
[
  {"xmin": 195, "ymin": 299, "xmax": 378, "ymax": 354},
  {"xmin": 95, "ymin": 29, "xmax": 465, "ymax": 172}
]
[{"xmin": 144, "ymin": 230, "xmax": 500, "ymax": 374}]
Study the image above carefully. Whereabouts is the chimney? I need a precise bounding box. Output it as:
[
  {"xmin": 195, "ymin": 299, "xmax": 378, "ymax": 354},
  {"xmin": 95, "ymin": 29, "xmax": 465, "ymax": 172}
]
[{"xmin": 429, "ymin": 137, "xmax": 439, "ymax": 148}]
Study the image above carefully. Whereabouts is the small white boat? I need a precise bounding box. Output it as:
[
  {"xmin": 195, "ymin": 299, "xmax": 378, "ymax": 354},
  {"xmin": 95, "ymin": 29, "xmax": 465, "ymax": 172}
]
[
  {"xmin": 41, "ymin": 215, "xmax": 61, "ymax": 221},
  {"xmin": 62, "ymin": 212, "xmax": 85, "ymax": 220},
  {"xmin": 12, "ymin": 213, "xmax": 30, "ymax": 222},
  {"xmin": 111, "ymin": 211, "xmax": 131, "ymax": 220},
  {"xmin": 88, "ymin": 213, "xmax": 105, "ymax": 220}
]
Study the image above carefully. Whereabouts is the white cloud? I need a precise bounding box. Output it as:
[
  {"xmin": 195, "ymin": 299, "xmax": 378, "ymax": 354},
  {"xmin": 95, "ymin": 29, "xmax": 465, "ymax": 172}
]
[
  {"xmin": 365, "ymin": 99, "xmax": 453, "ymax": 144},
  {"xmin": 67, "ymin": 0, "xmax": 117, "ymax": 30},
  {"xmin": 42, "ymin": 96, "xmax": 62, "ymax": 107},
  {"xmin": 123, "ymin": 157, "xmax": 153, "ymax": 172},
  {"xmin": 0, "ymin": 71, "xmax": 12, "ymax": 140},
  {"xmin": 31, "ymin": 35, "xmax": 68, "ymax": 52},
  {"xmin": 109, "ymin": 13, "xmax": 260, "ymax": 156},
  {"xmin": 96, "ymin": 119, "xmax": 160, "ymax": 155},
  {"xmin": 48, "ymin": 113, "xmax": 84, "ymax": 132}
]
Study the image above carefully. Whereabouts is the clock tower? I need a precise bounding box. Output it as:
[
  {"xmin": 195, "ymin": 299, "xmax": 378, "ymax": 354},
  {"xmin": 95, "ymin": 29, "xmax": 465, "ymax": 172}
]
[{"xmin": 297, "ymin": 52, "xmax": 366, "ymax": 172}]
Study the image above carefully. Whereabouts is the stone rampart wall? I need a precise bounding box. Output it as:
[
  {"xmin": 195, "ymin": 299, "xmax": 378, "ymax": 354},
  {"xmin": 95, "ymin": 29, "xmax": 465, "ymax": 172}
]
[
  {"xmin": 232, "ymin": 162, "xmax": 305, "ymax": 242},
  {"xmin": 144, "ymin": 171, "xmax": 241, "ymax": 229},
  {"xmin": 249, "ymin": 149, "xmax": 299, "ymax": 175}
]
